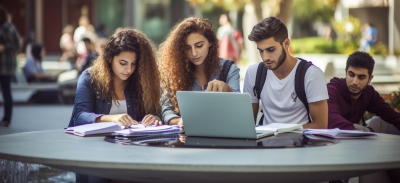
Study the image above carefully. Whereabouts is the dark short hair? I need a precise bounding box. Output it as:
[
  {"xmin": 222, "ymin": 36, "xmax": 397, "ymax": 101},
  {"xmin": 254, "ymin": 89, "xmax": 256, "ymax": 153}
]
[
  {"xmin": 248, "ymin": 16, "xmax": 288, "ymax": 44},
  {"xmin": 81, "ymin": 37, "xmax": 91, "ymax": 44},
  {"xmin": 346, "ymin": 51, "xmax": 375, "ymax": 76},
  {"xmin": 0, "ymin": 5, "xmax": 8, "ymax": 26},
  {"xmin": 31, "ymin": 44, "xmax": 44, "ymax": 60}
]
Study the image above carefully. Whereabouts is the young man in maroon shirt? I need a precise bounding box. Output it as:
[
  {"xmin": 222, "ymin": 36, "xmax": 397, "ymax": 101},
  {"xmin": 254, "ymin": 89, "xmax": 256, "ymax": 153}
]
[{"xmin": 327, "ymin": 51, "xmax": 400, "ymax": 134}]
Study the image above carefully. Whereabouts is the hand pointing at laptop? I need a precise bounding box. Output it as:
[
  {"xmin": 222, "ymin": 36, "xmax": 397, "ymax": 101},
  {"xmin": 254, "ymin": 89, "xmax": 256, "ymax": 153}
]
[{"xmin": 205, "ymin": 80, "xmax": 232, "ymax": 92}]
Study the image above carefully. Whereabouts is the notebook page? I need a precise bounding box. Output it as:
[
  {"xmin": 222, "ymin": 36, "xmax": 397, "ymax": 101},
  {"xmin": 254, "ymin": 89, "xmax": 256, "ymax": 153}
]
[{"xmin": 256, "ymin": 123, "xmax": 303, "ymax": 135}]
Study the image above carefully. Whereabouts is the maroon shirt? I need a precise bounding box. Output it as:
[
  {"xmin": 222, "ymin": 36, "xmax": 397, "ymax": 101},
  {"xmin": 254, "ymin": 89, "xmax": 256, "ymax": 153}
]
[{"xmin": 327, "ymin": 77, "xmax": 400, "ymax": 130}]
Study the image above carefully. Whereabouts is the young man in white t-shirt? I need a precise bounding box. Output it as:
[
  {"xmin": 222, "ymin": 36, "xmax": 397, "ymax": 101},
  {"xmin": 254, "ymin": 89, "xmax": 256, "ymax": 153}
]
[{"xmin": 243, "ymin": 17, "xmax": 328, "ymax": 129}]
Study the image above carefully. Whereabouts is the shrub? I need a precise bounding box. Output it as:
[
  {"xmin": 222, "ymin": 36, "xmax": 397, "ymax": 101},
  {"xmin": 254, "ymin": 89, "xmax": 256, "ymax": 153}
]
[
  {"xmin": 331, "ymin": 16, "xmax": 361, "ymax": 52},
  {"xmin": 291, "ymin": 37, "xmax": 341, "ymax": 54},
  {"xmin": 387, "ymin": 88, "xmax": 400, "ymax": 112},
  {"xmin": 370, "ymin": 41, "xmax": 388, "ymax": 56},
  {"xmin": 394, "ymin": 48, "xmax": 400, "ymax": 56}
]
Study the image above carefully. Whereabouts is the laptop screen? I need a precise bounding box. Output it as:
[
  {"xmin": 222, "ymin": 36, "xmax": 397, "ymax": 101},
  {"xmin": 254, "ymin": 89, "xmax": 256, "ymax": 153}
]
[{"xmin": 176, "ymin": 91, "xmax": 259, "ymax": 139}]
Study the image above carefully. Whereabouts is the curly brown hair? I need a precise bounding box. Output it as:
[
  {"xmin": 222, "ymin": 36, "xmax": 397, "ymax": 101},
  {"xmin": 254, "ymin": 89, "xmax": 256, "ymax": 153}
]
[
  {"xmin": 90, "ymin": 28, "xmax": 161, "ymax": 116},
  {"xmin": 159, "ymin": 17, "xmax": 220, "ymax": 114}
]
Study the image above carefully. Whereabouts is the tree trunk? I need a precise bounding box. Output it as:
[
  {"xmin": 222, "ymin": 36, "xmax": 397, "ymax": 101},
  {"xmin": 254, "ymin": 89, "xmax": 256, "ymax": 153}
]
[
  {"xmin": 253, "ymin": 0, "xmax": 263, "ymax": 22},
  {"xmin": 277, "ymin": 0, "xmax": 293, "ymax": 25}
]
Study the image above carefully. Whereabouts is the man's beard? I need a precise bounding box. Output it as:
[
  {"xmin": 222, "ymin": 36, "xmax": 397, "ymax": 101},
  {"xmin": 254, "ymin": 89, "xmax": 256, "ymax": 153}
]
[
  {"xmin": 269, "ymin": 48, "xmax": 286, "ymax": 70},
  {"xmin": 349, "ymin": 90, "xmax": 362, "ymax": 97},
  {"xmin": 348, "ymin": 85, "xmax": 366, "ymax": 97}
]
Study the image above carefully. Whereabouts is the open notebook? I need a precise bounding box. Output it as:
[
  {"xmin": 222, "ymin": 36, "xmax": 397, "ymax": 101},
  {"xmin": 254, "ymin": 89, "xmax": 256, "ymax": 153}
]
[
  {"xmin": 64, "ymin": 122, "xmax": 180, "ymax": 137},
  {"xmin": 256, "ymin": 123, "xmax": 303, "ymax": 136},
  {"xmin": 177, "ymin": 91, "xmax": 303, "ymax": 139}
]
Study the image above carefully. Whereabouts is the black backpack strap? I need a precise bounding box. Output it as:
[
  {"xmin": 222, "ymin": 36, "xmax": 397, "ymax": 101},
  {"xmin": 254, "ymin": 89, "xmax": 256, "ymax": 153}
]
[
  {"xmin": 252, "ymin": 62, "xmax": 268, "ymax": 125},
  {"xmin": 219, "ymin": 59, "xmax": 234, "ymax": 83},
  {"xmin": 295, "ymin": 58, "xmax": 313, "ymax": 122},
  {"xmin": 253, "ymin": 62, "xmax": 268, "ymax": 100}
]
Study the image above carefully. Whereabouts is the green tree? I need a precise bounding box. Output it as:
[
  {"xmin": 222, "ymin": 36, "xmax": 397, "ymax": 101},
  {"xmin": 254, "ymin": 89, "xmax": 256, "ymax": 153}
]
[
  {"xmin": 186, "ymin": 0, "xmax": 293, "ymax": 23},
  {"xmin": 291, "ymin": 0, "xmax": 335, "ymax": 38},
  {"xmin": 331, "ymin": 16, "xmax": 361, "ymax": 54}
]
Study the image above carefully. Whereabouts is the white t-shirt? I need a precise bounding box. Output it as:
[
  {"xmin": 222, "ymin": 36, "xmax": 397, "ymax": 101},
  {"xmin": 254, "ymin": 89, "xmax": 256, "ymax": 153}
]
[
  {"xmin": 73, "ymin": 26, "xmax": 88, "ymax": 54},
  {"xmin": 109, "ymin": 100, "xmax": 128, "ymax": 114},
  {"xmin": 243, "ymin": 59, "xmax": 328, "ymax": 125}
]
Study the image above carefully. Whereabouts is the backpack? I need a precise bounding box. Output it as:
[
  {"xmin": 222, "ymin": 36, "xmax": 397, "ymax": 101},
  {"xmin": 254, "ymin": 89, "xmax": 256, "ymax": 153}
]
[
  {"xmin": 253, "ymin": 58, "xmax": 312, "ymax": 125},
  {"xmin": 219, "ymin": 59, "xmax": 234, "ymax": 82}
]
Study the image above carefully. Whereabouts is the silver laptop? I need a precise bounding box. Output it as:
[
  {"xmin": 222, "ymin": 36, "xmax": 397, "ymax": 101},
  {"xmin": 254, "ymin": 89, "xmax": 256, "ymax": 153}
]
[{"xmin": 176, "ymin": 91, "xmax": 272, "ymax": 139}]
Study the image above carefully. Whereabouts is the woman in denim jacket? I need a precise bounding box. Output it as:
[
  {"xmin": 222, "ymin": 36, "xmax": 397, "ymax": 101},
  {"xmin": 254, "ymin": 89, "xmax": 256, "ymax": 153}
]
[
  {"xmin": 158, "ymin": 17, "xmax": 240, "ymax": 127},
  {"xmin": 68, "ymin": 28, "xmax": 162, "ymax": 128}
]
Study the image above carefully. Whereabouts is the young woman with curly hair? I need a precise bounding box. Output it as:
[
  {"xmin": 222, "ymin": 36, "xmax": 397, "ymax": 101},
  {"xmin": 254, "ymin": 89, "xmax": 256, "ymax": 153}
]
[
  {"xmin": 68, "ymin": 28, "xmax": 162, "ymax": 128},
  {"xmin": 159, "ymin": 17, "xmax": 240, "ymax": 127}
]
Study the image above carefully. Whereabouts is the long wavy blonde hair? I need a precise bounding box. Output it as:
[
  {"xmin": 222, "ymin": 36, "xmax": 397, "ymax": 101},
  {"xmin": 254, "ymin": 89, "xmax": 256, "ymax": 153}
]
[
  {"xmin": 90, "ymin": 28, "xmax": 161, "ymax": 116},
  {"xmin": 158, "ymin": 17, "xmax": 220, "ymax": 114}
]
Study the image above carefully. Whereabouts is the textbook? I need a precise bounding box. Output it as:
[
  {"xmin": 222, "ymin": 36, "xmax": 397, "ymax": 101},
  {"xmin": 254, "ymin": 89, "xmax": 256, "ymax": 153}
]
[
  {"xmin": 303, "ymin": 128, "xmax": 377, "ymax": 139},
  {"xmin": 64, "ymin": 122, "xmax": 123, "ymax": 136},
  {"xmin": 255, "ymin": 123, "xmax": 303, "ymax": 136},
  {"xmin": 64, "ymin": 122, "xmax": 180, "ymax": 137}
]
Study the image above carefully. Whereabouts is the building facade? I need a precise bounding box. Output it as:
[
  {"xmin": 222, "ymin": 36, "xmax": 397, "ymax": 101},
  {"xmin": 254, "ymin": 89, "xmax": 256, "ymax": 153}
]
[{"xmin": 2, "ymin": 0, "xmax": 195, "ymax": 54}]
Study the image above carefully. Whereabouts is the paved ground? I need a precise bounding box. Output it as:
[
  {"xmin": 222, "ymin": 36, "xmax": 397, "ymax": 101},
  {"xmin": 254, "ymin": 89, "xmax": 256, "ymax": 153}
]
[
  {"xmin": 0, "ymin": 105, "xmax": 76, "ymax": 182},
  {"xmin": 0, "ymin": 104, "xmax": 73, "ymax": 136}
]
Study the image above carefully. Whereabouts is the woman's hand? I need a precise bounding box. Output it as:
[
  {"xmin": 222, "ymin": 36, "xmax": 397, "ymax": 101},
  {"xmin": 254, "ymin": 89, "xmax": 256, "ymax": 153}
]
[
  {"xmin": 112, "ymin": 114, "xmax": 139, "ymax": 127},
  {"xmin": 169, "ymin": 117, "xmax": 184, "ymax": 129},
  {"xmin": 177, "ymin": 118, "xmax": 184, "ymax": 129},
  {"xmin": 0, "ymin": 44, "xmax": 5, "ymax": 52},
  {"xmin": 206, "ymin": 79, "xmax": 232, "ymax": 92},
  {"xmin": 142, "ymin": 114, "xmax": 162, "ymax": 127},
  {"xmin": 97, "ymin": 114, "xmax": 138, "ymax": 127}
]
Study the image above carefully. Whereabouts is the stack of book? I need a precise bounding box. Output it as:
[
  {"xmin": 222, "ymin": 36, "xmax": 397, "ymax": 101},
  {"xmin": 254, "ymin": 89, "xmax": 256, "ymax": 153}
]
[{"xmin": 64, "ymin": 122, "xmax": 180, "ymax": 137}]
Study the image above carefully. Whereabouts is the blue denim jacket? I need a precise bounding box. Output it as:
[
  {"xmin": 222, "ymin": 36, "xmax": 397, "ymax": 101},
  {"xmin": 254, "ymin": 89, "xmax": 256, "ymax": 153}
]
[
  {"xmin": 161, "ymin": 59, "xmax": 240, "ymax": 124},
  {"xmin": 68, "ymin": 69, "xmax": 143, "ymax": 127}
]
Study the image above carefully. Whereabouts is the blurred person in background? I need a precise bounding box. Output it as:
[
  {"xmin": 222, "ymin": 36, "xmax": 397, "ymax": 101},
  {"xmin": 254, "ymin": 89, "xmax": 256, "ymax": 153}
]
[
  {"xmin": 22, "ymin": 30, "xmax": 35, "ymax": 59},
  {"xmin": 59, "ymin": 24, "xmax": 75, "ymax": 63},
  {"xmin": 95, "ymin": 24, "xmax": 109, "ymax": 56},
  {"xmin": 359, "ymin": 22, "xmax": 377, "ymax": 52},
  {"xmin": 0, "ymin": 5, "xmax": 20, "ymax": 127},
  {"xmin": 73, "ymin": 16, "xmax": 97, "ymax": 70},
  {"xmin": 78, "ymin": 37, "xmax": 98, "ymax": 75},
  {"xmin": 217, "ymin": 14, "xmax": 243, "ymax": 64},
  {"xmin": 23, "ymin": 44, "xmax": 58, "ymax": 83},
  {"xmin": 96, "ymin": 24, "xmax": 109, "ymax": 39}
]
